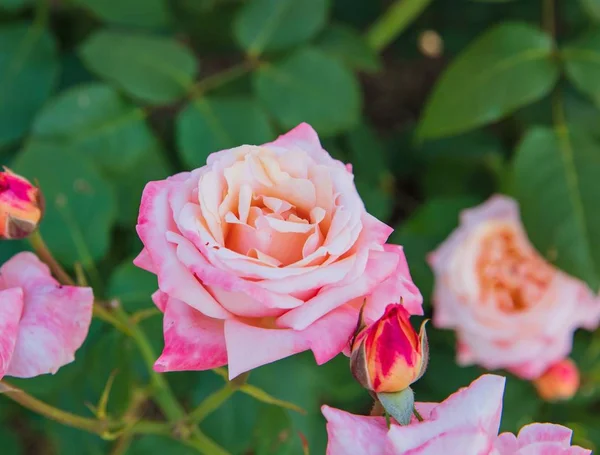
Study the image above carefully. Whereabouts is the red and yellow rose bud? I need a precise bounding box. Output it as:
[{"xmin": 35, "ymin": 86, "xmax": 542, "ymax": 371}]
[
  {"xmin": 533, "ymin": 358, "xmax": 580, "ymax": 402},
  {"xmin": 0, "ymin": 168, "xmax": 43, "ymax": 240},
  {"xmin": 350, "ymin": 304, "xmax": 428, "ymax": 394}
]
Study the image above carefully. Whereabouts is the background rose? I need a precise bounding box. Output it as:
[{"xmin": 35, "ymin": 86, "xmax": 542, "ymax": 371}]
[
  {"xmin": 0, "ymin": 253, "xmax": 93, "ymax": 379},
  {"xmin": 428, "ymin": 195, "xmax": 600, "ymax": 379},
  {"xmin": 322, "ymin": 374, "xmax": 505, "ymax": 455},
  {"xmin": 135, "ymin": 123, "xmax": 423, "ymax": 378}
]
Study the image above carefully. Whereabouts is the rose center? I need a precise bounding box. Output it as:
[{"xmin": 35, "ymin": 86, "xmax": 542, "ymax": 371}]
[{"xmin": 477, "ymin": 227, "xmax": 554, "ymax": 312}]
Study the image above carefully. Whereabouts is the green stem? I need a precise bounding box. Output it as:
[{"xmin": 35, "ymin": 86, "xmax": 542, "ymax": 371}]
[
  {"xmin": 0, "ymin": 381, "xmax": 169, "ymax": 438},
  {"xmin": 366, "ymin": 0, "xmax": 432, "ymax": 52},
  {"xmin": 191, "ymin": 62, "xmax": 253, "ymax": 96},
  {"xmin": 187, "ymin": 385, "xmax": 236, "ymax": 424},
  {"xmin": 542, "ymin": 0, "xmax": 556, "ymax": 38},
  {"xmin": 29, "ymin": 230, "xmax": 75, "ymax": 285}
]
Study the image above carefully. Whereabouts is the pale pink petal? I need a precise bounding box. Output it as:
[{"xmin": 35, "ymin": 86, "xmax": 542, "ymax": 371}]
[
  {"xmin": 494, "ymin": 433, "xmax": 519, "ymax": 455},
  {"xmin": 136, "ymin": 179, "xmax": 230, "ymax": 319},
  {"xmin": 151, "ymin": 290, "xmax": 168, "ymax": 312},
  {"xmin": 364, "ymin": 244, "xmax": 424, "ymax": 323},
  {"xmin": 154, "ymin": 297, "xmax": 227, "ymax": 372},
  {"xmin": 414, "ymin": 402, "xmax": 438, "ymax": 420},
  {"xmin": 460, "ymin": 194, "xmax": 520, "ymax": 229},
  {"xmin": 516, "ymin": 424, "xmax": 573, "ymax": 447},
  {"xmin": 224, "ymin": 304, "xmax": 358, "ymax": 379},
  {"xmin": 322, "ymin": 405, "xmax": 387, "ymax": 455},
  {"xmin": 276, "ymin": 249, "xmax": 400, "ymax": 331},
  {"xmin": 7, "ymin": 284, "xmax": 93, "ymax": 378},
  {"xmin": 133, "ymin": 248, "xmax": 155, "ymax": 273},
  {"xmin": 517, "ymin": 444, "xmax": 574, "ymax": 455},
  {"xmin": 0, "ymin": 288, "xmax": 23, "ymax": 379},
  {"xmin": 0, "ymin": 252, "xmax": 53, "ymax": 288},
  {"xmin": 386, "ymin": 429, "xmax": 496, "ymax": 455}
]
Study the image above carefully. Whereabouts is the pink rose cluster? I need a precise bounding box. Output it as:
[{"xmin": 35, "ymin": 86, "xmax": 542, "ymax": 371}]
[
  {"xmin": 428, "ymin": 196, "xmax": 600, "ymax": 381},
  {"xmin": 323, "ymin": 375, "xmax": 590, "ymax": 455},
  {"xmin": 134, "ymin": 123, "xmax": 422, "ymax": 378}
]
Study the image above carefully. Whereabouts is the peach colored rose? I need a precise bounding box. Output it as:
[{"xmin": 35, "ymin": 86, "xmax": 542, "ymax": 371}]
[
  {"xmin": 135, "ymin": 123, "xmax": 422, "ymax": 378},
  {"xmin": 322, "ymin": 374, "xmax": 505, "ymax": 455},
  {"xmin": 0, "ymin": 253, "xmax": 93, "ymax": 379},
  {"xmin": 428, "ymin": 196, "xmax": 600, "ymax": 379}
]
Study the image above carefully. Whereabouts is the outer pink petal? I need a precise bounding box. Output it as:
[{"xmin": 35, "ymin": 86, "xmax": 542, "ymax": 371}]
[
  {"xmin": 224, "ymin": 304, "xmax": 358, "ymax": 379},
  {"xmin": 516, "ymin": 424, "xmax": 573, "ymax": 447},
  {"xmin": 414, "ymin": 402, "xmax": 438, "ymax": 420},
  {"xmin": 460, "ymin": 195, "xmax": 520, "ymax": 229},
  {"xmin": 363, "ymin": 244, "xmax": 424, "ymax": 323},
  {"xmin": 0, "ymin": 288, "xmax": 24, "ymax": 379},
  {"xmin": 276, "ymin": 249, "xmax": 399, "ymax": 331},
  {"xmin": 494, "ymin": 433, "xmax": 519, "ymax": 455},
  {"xmin": 322, "ymin": 405, "xmax": 388, "ymax": 455},
  {"xmin": 267, "ymin": 123, "xmax": 348, "ymax": 171},
  {"xmin": 133, "ymin": 248, "xmax": 156, "ymax": 273},
  {"xmin": 154, "ymin": 297, "xmax": 227, "ymax": 372},
  {"xmin": 7, "ymin": 284, "xmax": 93, "ymax": 378},
  {"xmin": 386, "ymin": 429, "xmax": 496, "ymax": 455},
  {"xmin": 0, "ymin": 252, "xmax": 54, "ymax": 288},
  {"xmin": 136, "ymin": 179, "xmax": 230, "ymax": 319},
  {"xmin": 517, "ymin": 444, "xmax": 576, "ymax": 455},
  {"xmin": 151, "ymin": 290, "xmax": 168, "ymax": 312}
]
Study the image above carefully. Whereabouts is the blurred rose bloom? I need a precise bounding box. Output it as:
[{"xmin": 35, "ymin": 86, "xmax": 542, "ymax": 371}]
[
  {"xmin": 322, "ymin": 374, "xmax": 505, "ymax": 455},
  {"xmin": 135, "ymin": 123, "xmax": 422, "ymax": 378},
  {"xmin": 533, "ymin": 358, "xmax": 580, "ymax": 402},
  {"xmin": 0, "ymin": 253, "xmax": 93, "ymax": 380},
  {"xmin": 322, "ymin": 374, "xmax": 590, "ymax": 455},
  {"xmin": 350, "ymin": 303, "xmax": 428, "ymax": 393},
  {"xmin": 0, "ymin": 168, "xmax": 43, "ymax": 240},
  {"xmin": 428, "ymin": 195, "xmax": 600, "ymax": 380}
]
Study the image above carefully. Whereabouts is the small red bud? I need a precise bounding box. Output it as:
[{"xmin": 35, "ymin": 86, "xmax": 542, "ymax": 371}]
[{"xmin": 0, "ymin": 168, "xmax": 43, "ymax": 240}]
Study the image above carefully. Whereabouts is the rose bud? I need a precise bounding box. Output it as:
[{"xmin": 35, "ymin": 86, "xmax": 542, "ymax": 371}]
[
  {"xmin": 533, "ymin": 358, "xmax": 580, "ymax": 402},
  {"xmin": 351, "ymin": 304, "xmax": 428, "ymax": 394},
  {"xmin": 0, "ymin": 168, "xmax": 42, "ymax": 240}
]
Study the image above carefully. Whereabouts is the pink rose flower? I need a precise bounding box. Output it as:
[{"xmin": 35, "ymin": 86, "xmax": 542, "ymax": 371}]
[
  {"xmin": 135, "ymin": 123, "xmax": 422, "ymax": 378},
  {"xmin": 428, "ymin": 195, "xmax": 600, "ymax": 379},
  {"xmin": 533, "ymin": 359, "xmax": 580, "ymax": 402},
  {"xmin": 322, "ymin": 374, "xmax": 505, "ymax": 455},
  {"xmin": 495, "ymin": 423, "xmax": 591, "ymax": 455},
  {"xmin": 0, "ymin": 252, "xmax": 93, "ymax": 379}
]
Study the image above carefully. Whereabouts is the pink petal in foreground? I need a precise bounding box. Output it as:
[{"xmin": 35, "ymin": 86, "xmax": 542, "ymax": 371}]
[
  {"xmin": 0, "ymin": 288, "xmax": 24, "ymax": 379},
  {"xmin": 154, "ymin": 297, "xmax": 227, "ymax": 372},
  {"xmin": 225, "ymin": 304, "xmax": 358, "ymax": 379},
  {"xmin": 7, "ymin": 284, "xmax": 93, "ymax": 378},
  {"xmin": 322, "ymin": 405, "xmax": 388, "ymax": 455}
]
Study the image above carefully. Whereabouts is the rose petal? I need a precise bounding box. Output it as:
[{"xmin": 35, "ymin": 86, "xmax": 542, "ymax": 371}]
[
  {"xmin": 136, "ymin": 179, "xmax": 230, "ymax": 319},
  {"xmin": 0, "ymin": 288, "xmax": 23, "ymax": 379},
  {"xmin": 224, "ymin": 304, "xmax": 358, "ymax": 379},
  {"xmin": 322, "ymin": 405, "xmax": 388, "ymax": 455},
  {"xmin": 276, "ymin": 249, "xmax": 399, "ymax": 331},
  {"xmin": 7, "ymin": 284, "xmax": 93, "ymax": 378},
  {"xmin": 154, "ymin": 297, "xmax": 227, "ymax": 372},
  {"xmin": 516, "ymin": 423, "xmax": 573, "ymax": 447}
]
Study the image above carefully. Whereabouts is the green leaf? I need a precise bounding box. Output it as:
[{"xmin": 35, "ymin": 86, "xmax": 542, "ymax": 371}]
[
  {"xmin": 0, "ymin": 427, "xmax": 23, "ymax": 455},
  {"xmin": 316, "ymin": 23, "xmax": 382, "ymax": 73},
  {"xmin": 580, "ymin": 0, "xmax": 600, "ymax": 22},
  {"xmin": 0, "ymin": 0, "xmax": 31, "ymax": 10},
  {"xmin": 13, "ymin": 141, "xmax": 117, "ymax": 267},
  {"xmin": 108, "ymin": 260, "xmax": 158, "ymax": 313},
  {"xmin": 253, "ymin": 406, "xmax": 303, "ymax": 455},
  {"xmin": 177, "ymin": 96, "xmax": 275, "ymax": 168},
  {"xmin": 563, "ymin": 30, "xmax": 600, "ymax": 106},
  {"xmin": 113, "ymin": 143, "xmax": 171, "ymax": 226},
  {"xmin": 254, "ymin": 48, "xmax": 361, "ymax": 136},
  {"xmin": 32, "ymin": 83, "xmax": 154, "ymax": 174},
  {"xmin": 234, "ymin": 0, "xmax": 328, "ymax": 56},
  {"xmin": 0, "ymin": 22, "xmax": 59, "ymax": 146},
  {"xmin": 513, "ymin": 126, "xmax": 600, "ymax": 290},
  {"xmin": 128, "ymin": 435, "xmax": 197, "ymax": 455},
  {"xmin": 79, "ymin": 30, "xmax": 198, "ymax": 104},
  {"xmin": 73, "ymin": 0, "xmax": 171, "ymax": 28},
  {"xmin": 418, "ymin": 22, "xmax": 558, "ymax": 140}
]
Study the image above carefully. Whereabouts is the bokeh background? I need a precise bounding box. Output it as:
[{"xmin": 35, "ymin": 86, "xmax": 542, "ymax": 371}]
[{"xmin": 1, "ymin": 0, "xmax": 600, "ymax": 453}]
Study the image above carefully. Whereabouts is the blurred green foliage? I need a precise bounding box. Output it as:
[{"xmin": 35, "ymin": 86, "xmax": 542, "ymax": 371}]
[{"xmin": 2, "ymin": 0, "xmax": 600, "ymax": 454}]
